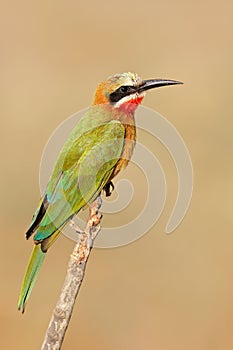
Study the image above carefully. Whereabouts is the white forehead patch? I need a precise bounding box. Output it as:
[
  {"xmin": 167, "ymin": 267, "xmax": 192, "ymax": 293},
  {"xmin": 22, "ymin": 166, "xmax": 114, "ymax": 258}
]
[{"xmin": 109, "ymin": 72, "xmax": 142, "ymax": 87}]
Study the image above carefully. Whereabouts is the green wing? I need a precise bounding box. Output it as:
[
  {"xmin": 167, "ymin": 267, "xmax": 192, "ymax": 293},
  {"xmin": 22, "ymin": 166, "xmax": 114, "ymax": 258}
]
[
  {"xmin": 32, "ymin": 120, "xmax": 125, "ymax": 246},
  {"xmin": 27, "ymin": 105, "xmax": 116, "ymax": 237}
]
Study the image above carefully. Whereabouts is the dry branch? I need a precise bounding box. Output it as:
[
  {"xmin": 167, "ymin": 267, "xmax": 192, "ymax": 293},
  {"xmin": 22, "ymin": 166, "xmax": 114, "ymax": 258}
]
[{"xmin": 41, "ymin": 196, "xmax": 102, "ymax": 350}]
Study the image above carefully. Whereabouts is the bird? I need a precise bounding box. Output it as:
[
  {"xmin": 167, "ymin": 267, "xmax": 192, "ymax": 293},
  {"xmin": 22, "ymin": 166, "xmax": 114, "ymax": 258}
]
[{"xmin": 18, "ymin": 72, "xmax": 182, "ymax": 312}]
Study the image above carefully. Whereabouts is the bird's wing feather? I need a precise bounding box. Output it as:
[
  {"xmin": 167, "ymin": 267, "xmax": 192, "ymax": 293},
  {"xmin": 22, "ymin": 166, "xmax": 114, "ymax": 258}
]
[
  {"xmin": 46, "ymin": 105, "xmax": 113, "ymax": 200},
  {"xmin": 34, "ymin": 120, "xmax": 125, "ymax": 243}
]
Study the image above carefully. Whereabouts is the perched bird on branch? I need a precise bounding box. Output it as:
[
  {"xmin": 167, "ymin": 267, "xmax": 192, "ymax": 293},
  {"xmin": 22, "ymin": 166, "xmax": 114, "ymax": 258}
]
[{"xmin": 18, "ymin": 72, "xmax": 182, "ymax": 312}]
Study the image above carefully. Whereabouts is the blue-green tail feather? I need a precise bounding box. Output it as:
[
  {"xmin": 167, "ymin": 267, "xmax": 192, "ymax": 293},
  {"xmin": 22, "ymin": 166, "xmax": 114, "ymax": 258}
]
[{"xmin": 18, "ymin": 244, "xmax": 46, "ymax": 313}]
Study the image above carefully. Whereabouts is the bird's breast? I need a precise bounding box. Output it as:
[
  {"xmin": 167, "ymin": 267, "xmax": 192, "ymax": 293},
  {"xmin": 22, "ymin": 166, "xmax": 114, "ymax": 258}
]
[{"xmin": 111, "ymin": 122, "xmax": 136, "ymax": 178}]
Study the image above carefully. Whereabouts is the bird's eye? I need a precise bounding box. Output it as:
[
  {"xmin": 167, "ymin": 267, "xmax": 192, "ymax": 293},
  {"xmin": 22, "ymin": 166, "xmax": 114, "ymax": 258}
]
[
  {"xmin": 109, "ymin": 85, "xmax": 134, "ymax": 103},
  {"xmin": 119, "ymin": 86, "xmax": 129, "ymax": 94}
]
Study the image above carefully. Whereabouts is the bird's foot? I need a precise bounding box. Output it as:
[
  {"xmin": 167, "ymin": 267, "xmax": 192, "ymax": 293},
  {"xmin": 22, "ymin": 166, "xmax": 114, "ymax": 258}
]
[{"xmin": 103, "ymin": 181, "xmax": 114, "ymax": 197}]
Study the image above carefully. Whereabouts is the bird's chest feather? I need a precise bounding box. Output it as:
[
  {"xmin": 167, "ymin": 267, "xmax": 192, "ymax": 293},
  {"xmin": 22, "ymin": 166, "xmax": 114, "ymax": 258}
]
[{"xmin": 111, "ymin": 122, "xmax": 136, "ymax": 178}]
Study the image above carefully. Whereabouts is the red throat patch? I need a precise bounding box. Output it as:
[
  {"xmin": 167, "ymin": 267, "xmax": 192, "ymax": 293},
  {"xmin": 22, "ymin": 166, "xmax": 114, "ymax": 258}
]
[{"xmin": 118, "ymin": 95, "xmax": 144, "ymax": 113}]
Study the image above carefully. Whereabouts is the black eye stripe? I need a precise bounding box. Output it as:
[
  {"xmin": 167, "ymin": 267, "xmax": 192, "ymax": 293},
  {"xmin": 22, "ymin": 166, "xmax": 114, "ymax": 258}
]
[{"xmin": 109, "ymin": 85, "xmax": 136, "ymax": 103}]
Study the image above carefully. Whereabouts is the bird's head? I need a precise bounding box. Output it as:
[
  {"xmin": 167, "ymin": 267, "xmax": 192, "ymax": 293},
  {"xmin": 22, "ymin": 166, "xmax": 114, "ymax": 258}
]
[{"xmin": 93, "ymin": 72, "xmax": 182, "ymax": 113}]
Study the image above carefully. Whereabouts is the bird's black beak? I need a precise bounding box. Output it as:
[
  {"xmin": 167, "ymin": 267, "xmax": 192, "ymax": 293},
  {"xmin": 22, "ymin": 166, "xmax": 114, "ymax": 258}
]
[{"xmin": 137, "ymin": 79, "xmax": 183, "ymax": 93}]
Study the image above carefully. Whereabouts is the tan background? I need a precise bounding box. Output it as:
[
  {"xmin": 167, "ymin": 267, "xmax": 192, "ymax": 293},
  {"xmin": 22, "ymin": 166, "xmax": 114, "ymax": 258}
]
[{"xmin": 1, "ymin": 0, "xmax": 233, "ymax": 349}]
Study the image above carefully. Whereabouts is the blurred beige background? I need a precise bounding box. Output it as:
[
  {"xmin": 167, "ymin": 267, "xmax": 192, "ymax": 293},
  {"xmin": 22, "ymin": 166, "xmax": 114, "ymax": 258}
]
[{"xmin": 1, "ymin": 0, "xmax": 233, "ymax": 349}]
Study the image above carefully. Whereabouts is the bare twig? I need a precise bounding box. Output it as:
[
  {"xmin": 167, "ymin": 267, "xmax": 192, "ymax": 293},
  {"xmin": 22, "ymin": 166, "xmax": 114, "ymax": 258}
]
[{"xmin": 41, "ymin": 196, "xmax": 102, "ymax": 350}]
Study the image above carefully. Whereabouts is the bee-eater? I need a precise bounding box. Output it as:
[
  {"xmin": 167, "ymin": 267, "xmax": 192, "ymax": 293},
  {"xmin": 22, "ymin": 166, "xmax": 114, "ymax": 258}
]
[{"xmin": 18, "ymin": 72, "xmax": 182, "ymax": 312}]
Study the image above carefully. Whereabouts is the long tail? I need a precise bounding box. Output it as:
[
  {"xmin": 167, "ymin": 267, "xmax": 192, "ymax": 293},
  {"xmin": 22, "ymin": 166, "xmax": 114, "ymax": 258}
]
[{"xmin": 18, "ymin": 244, "xmax": 46, "ymax": 313}]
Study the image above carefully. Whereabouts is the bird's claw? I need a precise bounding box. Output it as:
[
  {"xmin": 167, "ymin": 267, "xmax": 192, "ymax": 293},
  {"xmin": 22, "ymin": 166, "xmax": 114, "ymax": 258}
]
[{"xmin": 103, "ymin": 181, "xmax": 114, "ymax": 197}]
